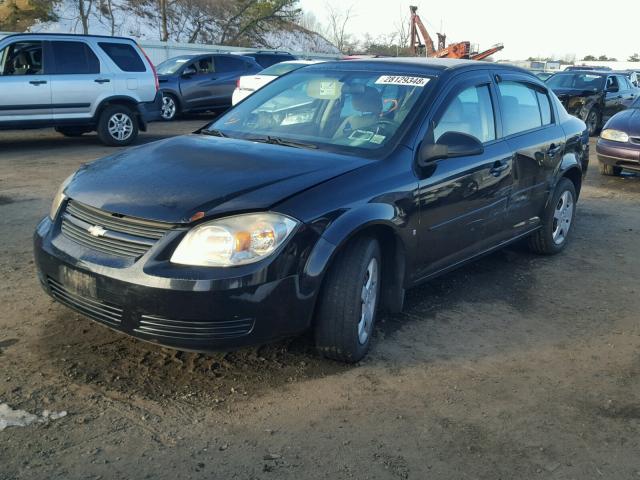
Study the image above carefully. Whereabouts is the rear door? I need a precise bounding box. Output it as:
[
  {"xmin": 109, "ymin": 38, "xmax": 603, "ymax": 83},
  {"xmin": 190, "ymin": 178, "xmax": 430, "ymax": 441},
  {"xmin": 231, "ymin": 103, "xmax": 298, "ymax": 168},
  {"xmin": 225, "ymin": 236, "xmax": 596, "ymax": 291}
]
[
  {"xmin": 416, "ymin": 72, "xmax": 514, "ymax": 278},
  {"xmin": 0, "ymin": 39, "xmax": 51, "ymax": 123},
  {"xmin": 495, "ymin": 75, "xmax": 565, "ymax": 236},
  {"xmin": 211, "ymin": 56, "xmax": 255, "ymax": 107},
  {"xmin": 604, "ymin": 75, "xmax": 623, "ymax": 121},
  {"xmin": 49, "ymin": 40, "xmax": 113, "ymax": 121}
]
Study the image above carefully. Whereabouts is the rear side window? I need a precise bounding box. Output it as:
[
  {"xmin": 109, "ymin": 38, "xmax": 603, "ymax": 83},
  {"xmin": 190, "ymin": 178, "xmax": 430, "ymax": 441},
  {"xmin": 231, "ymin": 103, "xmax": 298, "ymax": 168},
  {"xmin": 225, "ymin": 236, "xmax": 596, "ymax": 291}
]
[
  {"xmin": 498, "ymin": 81, "xmax": 544, "ymax": 136},
  {"xmin": 536, "ymin": 91, "xmax": 552, "ymax": 125},
  {"xmin": 50, "ymin": 41, "xmax": 99, "ymax": 74},
  {"xmin": 98, "ymin": 42, "xmax": 145, "ymax": 72},
  {"xmin": 434, "ymin": 84, "xmax": 496, "ymax": 143},
  {"xmin": 215, "ymin": 56, "xmax": 250, "ymax": 73}
]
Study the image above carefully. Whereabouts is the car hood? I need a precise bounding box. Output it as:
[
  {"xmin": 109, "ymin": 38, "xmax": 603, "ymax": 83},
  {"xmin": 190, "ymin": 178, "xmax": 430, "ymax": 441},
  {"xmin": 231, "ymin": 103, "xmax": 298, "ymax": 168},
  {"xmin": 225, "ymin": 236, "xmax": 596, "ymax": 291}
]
[
  {"xmin": 604, "ymin": 108, "xmax": 640, "ymax": 136},
  {"xmin": 65, "ymin": 135, "xmax": 369, "ymax": 224},
  {"xmin": 552, "ymin": 88, "xmax": 600, "ymax": 100}
]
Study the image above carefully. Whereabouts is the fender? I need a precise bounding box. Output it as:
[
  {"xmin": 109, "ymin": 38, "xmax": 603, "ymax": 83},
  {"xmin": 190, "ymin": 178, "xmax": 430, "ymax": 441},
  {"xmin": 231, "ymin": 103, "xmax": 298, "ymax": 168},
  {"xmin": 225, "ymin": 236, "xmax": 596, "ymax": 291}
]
[
  {"xmin": 545, "ymin": 151, "xmax": 583, "ymax": 209},
  {"xmin": 94, "ymin": 95, "xmax": 149, "ymax": 131},
  {"xmin": 302, "ymin": 202, "xmax": 409, "ymax": 313}
]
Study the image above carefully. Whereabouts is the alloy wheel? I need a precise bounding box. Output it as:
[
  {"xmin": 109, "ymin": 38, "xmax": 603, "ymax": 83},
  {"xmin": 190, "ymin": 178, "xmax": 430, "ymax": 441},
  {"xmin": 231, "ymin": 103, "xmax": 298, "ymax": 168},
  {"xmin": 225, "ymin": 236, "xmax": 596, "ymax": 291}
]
[
  {"xmin": 161, "ymin": 95, "xmax": 176, "ymax": 120},
  {"xmin": 552, "ymin": 190, "xmax": 574, "ymax": 245},
  {"xmin": 358, "ymin": 257, "xmax": 379, "ymax": 345},
  {"xmin": 107, "ymin": 113, "xmax": 134, "ymax": 142}
]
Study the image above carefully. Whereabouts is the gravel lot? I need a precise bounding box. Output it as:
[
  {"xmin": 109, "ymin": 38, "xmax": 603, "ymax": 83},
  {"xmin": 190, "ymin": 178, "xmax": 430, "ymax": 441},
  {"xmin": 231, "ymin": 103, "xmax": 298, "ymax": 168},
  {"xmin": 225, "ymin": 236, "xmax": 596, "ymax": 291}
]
[{"xmin": 1, "ymin": 121, "xmax": 639, "ymax": 480}]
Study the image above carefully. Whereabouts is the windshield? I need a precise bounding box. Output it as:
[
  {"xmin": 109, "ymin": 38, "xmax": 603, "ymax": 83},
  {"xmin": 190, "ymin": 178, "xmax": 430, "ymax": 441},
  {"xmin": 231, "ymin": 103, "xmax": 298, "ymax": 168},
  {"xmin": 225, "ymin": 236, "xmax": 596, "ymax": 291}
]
[
  {"xmin": 547, "ymin": 73, "xmax": 605, "ymax": 91},
  {"xmin": 259, "ymin": 62, "xmax": 307, "ymax": 77},
  {"xmin": 156, "ymin": 56, "xmax": 192, "ymax": 75},
  {"xmin": 209, "ymin": 69, "xmax": 433, "ymax": 155}
]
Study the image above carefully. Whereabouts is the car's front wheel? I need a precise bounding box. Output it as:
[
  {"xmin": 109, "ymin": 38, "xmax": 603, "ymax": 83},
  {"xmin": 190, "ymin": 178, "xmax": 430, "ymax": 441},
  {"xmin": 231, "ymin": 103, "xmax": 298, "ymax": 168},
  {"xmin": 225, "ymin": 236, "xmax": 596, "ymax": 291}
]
[
  {"xmin": 315, "ymin": 236, "xmax": 381, "ymax": 363},
  {"xmin": 528, "ymin": 178, "xmax": 577, "ymax": 255},
  {"xmin": 160, "ymin": 94, "xmax": 178, "ymax": 121},
  {"xmin": 97, "ymin": 105, "xmax": 139, "ymax": 146},
  {"xmin": 585, "ymin": 109, "xmax": 601, "ymax": 136}
]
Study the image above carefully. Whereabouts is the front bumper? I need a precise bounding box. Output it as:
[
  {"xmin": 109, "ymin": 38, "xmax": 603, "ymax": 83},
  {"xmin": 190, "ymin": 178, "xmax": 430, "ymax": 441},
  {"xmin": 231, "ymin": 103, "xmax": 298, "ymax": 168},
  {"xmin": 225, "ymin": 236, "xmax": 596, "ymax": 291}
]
[
  {"xmin": 137, "ymin": 91, "xmax": 163, "ymax": 128},
  {"xmin": 596, "ymin": 139, "xmax": 640, "ymax": 171},
  {"xmin": 34, "ymin": 217, "xmax": 317, "ymax": 352}
]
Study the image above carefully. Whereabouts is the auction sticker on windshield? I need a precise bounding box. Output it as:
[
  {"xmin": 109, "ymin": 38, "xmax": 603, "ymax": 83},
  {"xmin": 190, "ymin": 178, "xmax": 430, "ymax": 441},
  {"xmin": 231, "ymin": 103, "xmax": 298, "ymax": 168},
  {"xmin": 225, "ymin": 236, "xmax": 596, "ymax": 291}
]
[{"xmin": 375, "ymin": 76, "xmax": 430, "ymax": 87}]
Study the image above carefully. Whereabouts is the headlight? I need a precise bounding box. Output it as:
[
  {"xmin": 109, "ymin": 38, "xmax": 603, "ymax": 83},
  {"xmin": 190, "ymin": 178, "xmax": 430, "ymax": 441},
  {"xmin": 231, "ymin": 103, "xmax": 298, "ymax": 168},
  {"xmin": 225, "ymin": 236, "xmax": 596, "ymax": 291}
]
[
  {"xmin": 49, "ymin": 174, "xmax": 74, "ymax": 220},
  {"xmin": 601, "ymin": 129, "xmax": 629, "ymax": 143},
  {"xmin": 171, "ymin": 212, "xmax": 299, "ymax": 267}
]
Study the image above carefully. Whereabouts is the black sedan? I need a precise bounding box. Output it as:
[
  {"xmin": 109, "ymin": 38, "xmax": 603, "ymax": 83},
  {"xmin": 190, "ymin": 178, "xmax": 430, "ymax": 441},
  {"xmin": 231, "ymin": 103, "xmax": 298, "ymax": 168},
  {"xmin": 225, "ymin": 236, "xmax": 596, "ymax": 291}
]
[
  {"xmin": 156, "ymin": 53, "xmax": 262, "ymax": 121},
  {"xmin": 35, "ymin": 59, "xmax": 589, "ymax": 363},
  {"xmin": 547, "ymin": 70, "xmax": 638, "ymax": 135}
]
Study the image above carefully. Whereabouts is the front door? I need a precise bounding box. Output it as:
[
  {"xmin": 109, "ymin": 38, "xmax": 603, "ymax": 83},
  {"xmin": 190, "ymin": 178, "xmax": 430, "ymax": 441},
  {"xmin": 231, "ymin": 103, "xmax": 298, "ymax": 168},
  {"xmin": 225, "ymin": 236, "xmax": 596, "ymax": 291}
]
[
  {"xmin": 179, "ymin": 56, "xmax": 216, "ymax": 111},
  {"xmin": 416, "ymin": 75, "xmax": 513, "ymax": 279},
  {"xmin": 49, "ymin": 40, "xmax": 114, "ymax": 121},
  {"xmin": 0, "ymin": 39, "xmax": 51, "ymax": 124}
]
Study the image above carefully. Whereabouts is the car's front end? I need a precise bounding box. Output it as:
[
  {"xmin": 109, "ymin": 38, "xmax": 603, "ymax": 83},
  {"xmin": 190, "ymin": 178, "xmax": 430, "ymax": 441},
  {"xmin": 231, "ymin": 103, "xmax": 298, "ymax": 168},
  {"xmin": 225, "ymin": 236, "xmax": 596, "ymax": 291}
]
[{"xmin": 596, "ymin": 107, "xmax": 640, "ymax": 173}]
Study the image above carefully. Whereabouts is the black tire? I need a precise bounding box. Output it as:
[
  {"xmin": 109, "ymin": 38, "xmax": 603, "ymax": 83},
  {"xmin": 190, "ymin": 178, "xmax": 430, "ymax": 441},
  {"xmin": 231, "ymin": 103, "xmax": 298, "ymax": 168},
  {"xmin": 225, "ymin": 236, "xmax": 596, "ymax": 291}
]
[
  {"xmin": 585, "ymin": 109, "xmax": 601, "ymax": 136},
  {"xmin": 97, "ymin": 105, "xmax": 139, "ymax": 146},
  {"xmin": 528, "ymin": 178, "xmax": 577, "ymax": 255},
  {"xmin": 315, "ymin": 236, "xmax": 382, "ymax": 363},
  {"xmin": 160, "ymin": 93, "xmax": 179, "ymax": 121},
  {"xmin": 598, "ymin": 161, "xmax": 622, "ymax": 176},
  {"xmin": 55, "ymin": 127, "xmax": 88, "ymax": 137}
]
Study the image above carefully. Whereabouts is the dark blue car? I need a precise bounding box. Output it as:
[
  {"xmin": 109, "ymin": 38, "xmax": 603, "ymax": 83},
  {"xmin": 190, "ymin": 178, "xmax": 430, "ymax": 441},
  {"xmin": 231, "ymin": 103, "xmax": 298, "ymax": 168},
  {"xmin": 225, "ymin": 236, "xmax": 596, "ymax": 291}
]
[{"xmin": 156, "ymin": 53, "xmax": 262, "ymax": 120}]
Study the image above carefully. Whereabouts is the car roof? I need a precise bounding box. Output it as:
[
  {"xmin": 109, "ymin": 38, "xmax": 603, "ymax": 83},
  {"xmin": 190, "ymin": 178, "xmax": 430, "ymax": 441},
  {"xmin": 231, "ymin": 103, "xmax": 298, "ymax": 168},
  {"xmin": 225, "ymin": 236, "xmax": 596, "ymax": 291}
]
[
  {"xmin": 304, "ymin": 57, "xmax": 533, "ymax": 76},
  {"xmin": 556, "ymin": 70, "xmax": 608, "ymax": 76},
  {"xmin": 2, "ymin": 32, "xmax": 135, "ymax": 42}
]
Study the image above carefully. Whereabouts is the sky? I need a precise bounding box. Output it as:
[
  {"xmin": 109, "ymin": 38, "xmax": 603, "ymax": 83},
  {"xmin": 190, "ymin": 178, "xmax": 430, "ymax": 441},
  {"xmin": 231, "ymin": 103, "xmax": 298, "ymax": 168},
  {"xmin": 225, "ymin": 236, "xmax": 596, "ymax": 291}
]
[{"xmin": 298, "ymin": 0, "xmax": 638, "ymax": 61}]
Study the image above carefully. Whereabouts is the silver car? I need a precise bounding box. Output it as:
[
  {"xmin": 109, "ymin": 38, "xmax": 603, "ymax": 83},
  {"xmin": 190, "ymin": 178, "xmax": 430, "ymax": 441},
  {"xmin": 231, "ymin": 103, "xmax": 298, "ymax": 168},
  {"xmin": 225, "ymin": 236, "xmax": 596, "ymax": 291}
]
[{"xmin": 0, "ymin": 33, "xmax": 162, "ymax": 146}]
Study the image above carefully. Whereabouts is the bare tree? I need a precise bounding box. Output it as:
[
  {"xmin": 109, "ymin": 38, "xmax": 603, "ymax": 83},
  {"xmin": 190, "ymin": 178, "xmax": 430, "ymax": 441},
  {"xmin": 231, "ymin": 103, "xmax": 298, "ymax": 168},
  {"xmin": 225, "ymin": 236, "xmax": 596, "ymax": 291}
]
[
  {"xmin": 158, "ymin": 0, "xmax": 169, "ymax": 41},
  {"xmin": 74, "ymin": 0, "xmax": 94, "ymax": 34},
  {"xmin": 325, "ymin": 2, "xmax": 354, "ymax": 53}
]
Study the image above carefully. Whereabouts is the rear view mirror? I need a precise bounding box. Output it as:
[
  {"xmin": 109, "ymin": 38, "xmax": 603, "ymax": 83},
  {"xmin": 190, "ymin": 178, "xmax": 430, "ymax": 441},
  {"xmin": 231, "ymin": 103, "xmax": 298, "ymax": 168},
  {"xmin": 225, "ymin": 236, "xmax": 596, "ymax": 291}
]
[{"xmin": 418, "ymin": 131, "xmax": 484, "ymax": 167}]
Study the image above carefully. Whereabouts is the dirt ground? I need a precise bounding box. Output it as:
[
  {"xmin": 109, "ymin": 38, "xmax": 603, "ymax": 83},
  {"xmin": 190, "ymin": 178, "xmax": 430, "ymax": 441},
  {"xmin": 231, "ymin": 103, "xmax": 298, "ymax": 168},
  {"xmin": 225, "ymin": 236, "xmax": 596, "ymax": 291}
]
[{"xmin": 1, "ymin": 122, "xmax": 639, "ymax": 480}]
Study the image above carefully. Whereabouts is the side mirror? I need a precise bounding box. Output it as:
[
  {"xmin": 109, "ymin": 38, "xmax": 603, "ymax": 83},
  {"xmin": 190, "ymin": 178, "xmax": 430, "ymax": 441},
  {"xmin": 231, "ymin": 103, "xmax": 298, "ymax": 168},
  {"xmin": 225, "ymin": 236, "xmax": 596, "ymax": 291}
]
[
  {"xmin": 418, "ymin": 131, "xmax": 484, "ymax": 167},
  {"xmin": 182, "ymin": 66, "xmax": 196, "ymax": 77}
]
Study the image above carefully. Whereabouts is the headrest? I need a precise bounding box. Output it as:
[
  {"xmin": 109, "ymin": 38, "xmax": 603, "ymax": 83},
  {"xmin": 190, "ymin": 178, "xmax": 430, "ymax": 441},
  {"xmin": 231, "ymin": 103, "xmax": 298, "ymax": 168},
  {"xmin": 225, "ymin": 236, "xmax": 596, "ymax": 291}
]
[{"xmin": 352, "ymin": 86, "xmax": 382, "ymax": 115}]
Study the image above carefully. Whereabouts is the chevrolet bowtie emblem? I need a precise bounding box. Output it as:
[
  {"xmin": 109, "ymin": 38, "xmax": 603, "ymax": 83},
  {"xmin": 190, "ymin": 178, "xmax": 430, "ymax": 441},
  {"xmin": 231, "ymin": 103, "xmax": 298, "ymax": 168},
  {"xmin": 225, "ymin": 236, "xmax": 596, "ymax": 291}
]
[{"xmin": 88, "ymin": 225, "xmax": 107, "ymax": 237}]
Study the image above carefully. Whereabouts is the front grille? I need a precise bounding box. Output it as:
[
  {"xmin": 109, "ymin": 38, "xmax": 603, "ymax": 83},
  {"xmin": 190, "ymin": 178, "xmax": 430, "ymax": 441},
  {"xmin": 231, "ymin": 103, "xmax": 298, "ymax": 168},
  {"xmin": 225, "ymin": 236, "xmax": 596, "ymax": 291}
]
[
  {"xmin": 47, "ymin": 277, "xmax": 123, "ymax": 327},
  {"xmin": 135, "ymin": 315, "xmax": 255, "ymax": 340},
  {"xmin": 60, "ymin": 200, "xmax": 175, "ymax": 259}
]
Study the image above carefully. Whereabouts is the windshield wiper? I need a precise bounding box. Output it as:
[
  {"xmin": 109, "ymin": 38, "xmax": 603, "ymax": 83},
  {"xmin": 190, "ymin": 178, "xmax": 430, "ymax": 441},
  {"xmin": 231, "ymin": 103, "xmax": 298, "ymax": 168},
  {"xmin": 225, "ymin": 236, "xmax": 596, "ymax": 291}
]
[
  {"xmin": 247, "ymin": 135, "xmax": 318, "ymax": 149},
  {"xmin": 200, "ymin": 128, "xmax": 228, "ymax": 138}
]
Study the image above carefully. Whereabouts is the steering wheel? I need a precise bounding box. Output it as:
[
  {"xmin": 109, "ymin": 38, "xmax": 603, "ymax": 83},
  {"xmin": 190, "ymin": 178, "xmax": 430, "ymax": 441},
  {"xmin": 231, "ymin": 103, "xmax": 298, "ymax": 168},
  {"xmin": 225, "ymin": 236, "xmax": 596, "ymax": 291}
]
[{"xmin": 374, "ymin": 119, "xmax": 400, "ymax": 135}]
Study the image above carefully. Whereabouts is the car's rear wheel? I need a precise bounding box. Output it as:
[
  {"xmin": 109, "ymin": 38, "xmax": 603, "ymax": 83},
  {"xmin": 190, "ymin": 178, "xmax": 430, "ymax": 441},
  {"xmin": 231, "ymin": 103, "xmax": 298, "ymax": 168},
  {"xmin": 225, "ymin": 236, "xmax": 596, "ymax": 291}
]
[
  {"xmin": 55, "ymin": 127, "xmax": 89, "ymax": 137},
  {"xmin": 315, "ymin": 236, "xmax": 381, "ymax": 363},
  {"xmin": 160, "ymin": 94, "xmax": 178, "ymax": 121},
  {"xmin": 599, "ymin": 161, "xmax": 622, "ymax": 176},
  {"xmin": 97, "ymin": 105, "xmax": 138, "ymax": 146},
  {"xmin": 585, "ymin": 109, "xmax": 600, "ymax": 136},
  {"xmin": 528, "ymin": 178, "xmax": 577, "ymax": 255}
]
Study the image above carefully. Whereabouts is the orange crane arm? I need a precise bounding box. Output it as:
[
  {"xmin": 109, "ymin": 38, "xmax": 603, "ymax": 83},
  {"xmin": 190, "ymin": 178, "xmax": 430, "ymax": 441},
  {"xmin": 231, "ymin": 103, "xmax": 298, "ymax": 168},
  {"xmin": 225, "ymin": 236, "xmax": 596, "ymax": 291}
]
[
  {"xmin": 470, "ymin": 43, "xmax": 504, "ymax": 60},
  {"xmin": 409, "ymin": 5, "xmax": 435, "ymax": 56}
]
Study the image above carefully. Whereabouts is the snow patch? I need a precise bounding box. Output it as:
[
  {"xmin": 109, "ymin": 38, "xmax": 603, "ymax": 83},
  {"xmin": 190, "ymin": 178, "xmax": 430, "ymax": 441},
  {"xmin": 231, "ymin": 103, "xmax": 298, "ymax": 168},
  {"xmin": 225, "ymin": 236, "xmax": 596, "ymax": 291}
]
[{"xmin": 0, "ymin": 403, "xmax": 67, "ymax": 431}]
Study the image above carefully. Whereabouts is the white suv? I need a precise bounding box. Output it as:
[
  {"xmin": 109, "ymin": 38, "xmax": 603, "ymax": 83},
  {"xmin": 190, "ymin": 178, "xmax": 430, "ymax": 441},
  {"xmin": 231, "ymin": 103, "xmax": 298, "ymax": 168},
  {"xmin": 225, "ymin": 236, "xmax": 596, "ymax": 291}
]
[{"xmin": 0, "ymin": 33, "xmax": 162, "ymax": 146}]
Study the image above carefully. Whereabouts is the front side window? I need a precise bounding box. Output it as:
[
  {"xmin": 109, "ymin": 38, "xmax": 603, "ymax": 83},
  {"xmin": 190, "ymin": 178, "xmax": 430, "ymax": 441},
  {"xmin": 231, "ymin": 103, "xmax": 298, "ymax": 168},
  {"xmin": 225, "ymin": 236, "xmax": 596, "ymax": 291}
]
[
  {"xmin": 433, "ymin": 85, "xmax": 495, "ymax": 143},
  {"xmin": 51, "ymin": 41, "xmax": 99, "ymax": 75},
  {"xmin": 0, "ymin": 41, "xmax": 43, "ymax": 76},
  {"xmin": 498, "ymin": 81, "xmax": 544, "ymax": 136},
  {"xmin": 211, "ymin": 70, "xmax": 433, "ymax": 155},
  {"xmin": 606, "ymin": 76, "xmax": 619, "ymax": 91},
  {"xmin": 187, "ymin": 57, "xmax": 214, "ymax": 75},
  {"xmin": 98, "ymin": 42, "xmax": 145, "ymax": 72}
]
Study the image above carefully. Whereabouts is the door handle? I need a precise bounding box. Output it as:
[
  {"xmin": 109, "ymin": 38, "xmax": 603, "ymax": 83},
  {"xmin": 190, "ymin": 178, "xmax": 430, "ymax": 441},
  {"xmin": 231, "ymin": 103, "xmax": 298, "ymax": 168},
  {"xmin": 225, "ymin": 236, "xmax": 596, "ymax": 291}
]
[
  {"xmin": 489, "ymin": 159, "xmax": 510, "ymax": 177},
  {"xmin": 29, "ymin": 80, "xmax": 47, "ymax": 85},
  {"xmin": 547, "ymin": 143, "xmax": 563, "ymax": 157},
  {"xmin": 94, "ymin": 79, "xmax": 110, "ymax": 84}
]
